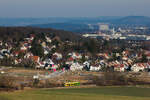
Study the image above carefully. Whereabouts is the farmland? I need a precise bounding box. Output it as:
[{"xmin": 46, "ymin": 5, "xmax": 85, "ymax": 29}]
[{"xmin": 0, "ymin": 86, "xmax": 150, "ymax": 100}]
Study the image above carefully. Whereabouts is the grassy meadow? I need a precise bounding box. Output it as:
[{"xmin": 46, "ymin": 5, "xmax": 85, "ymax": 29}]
[{"xmin": 0, "ymin": 86, "xmax": 150, "ymax": 100}]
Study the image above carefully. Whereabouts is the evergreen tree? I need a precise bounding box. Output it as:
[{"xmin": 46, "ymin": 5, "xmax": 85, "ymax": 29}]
[{"xmin": 30, "ymin": 37, "xmax": 44, "ymax": 57}]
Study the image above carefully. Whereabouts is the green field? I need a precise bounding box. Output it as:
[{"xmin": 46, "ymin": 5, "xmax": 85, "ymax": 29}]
[{"xmin": 0, "ymin": 86, "xmax": 150, "ymax": 100}]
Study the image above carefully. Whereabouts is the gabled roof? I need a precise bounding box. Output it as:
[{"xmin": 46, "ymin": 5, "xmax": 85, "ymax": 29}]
[
  {"xmin": 30, "ymin": 56, "xmax": 40, "ymax": 62},
  {"xmin": 68, "ymin": 57, "xmax": 74, "ymax": 61}
]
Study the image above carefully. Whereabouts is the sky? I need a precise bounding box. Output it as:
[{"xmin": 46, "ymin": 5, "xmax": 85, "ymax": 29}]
[{"xmin": 0, "ymin": 0, "xmax": 150, "ymax": 18}]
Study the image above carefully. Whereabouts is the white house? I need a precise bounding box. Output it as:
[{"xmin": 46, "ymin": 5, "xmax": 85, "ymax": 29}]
[
  {"xmin": 114, "ymin": 64, "xmax": 125, "ymax": 72},
  {"xmin": 20, "ymin": 46, "xmax": 28, "ymax": 51},
  {"xmin": 68, "ymin": 52, "xmax": 82, "ymax": 59},
  {"xmin": 24, "ymin": 52, "xmax": 33, "ymax": 59},
  {"xmin": 53, "ymin": 52, "xmax": 62, "ymax": 60},
  {"xmin": 131, "ymin": 63, "xmax": 146, "ymax": 72},
  {"xmin": 83, "ymin": 61, "xmax": 90, "ymax": 68},
  {"xmin": 45, "ymin": 36, "xmax": 52, "ymax": 43},
  {"xmin": 70, "ymin": 62, "xmax": 83, "ymax": 71},
  {"xmin": 43, "ymin": 59, "xmax": 54, "ymax": 65},
  {"xmin": 90, "ymin": 65, "xmax": 101, "ymax": 71}
]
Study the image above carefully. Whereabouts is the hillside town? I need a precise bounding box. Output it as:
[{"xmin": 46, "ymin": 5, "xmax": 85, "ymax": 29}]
[
  {"xmin": 0, "ymin": 30, "xmax": 150, "ymax": 73},
  {"xmin": 1, "ymin": 0, "xmax": 150, "ymax": 99}
]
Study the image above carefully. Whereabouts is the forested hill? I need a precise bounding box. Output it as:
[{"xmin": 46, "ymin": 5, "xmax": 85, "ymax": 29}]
[{"xmin": 0, "ymin": 27, "xmax": 82, "ymax": 42}]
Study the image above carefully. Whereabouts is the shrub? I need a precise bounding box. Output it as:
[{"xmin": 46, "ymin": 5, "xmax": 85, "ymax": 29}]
[
  {"xmin": 0, "ymin": 76, "xmax": 16, "ymax": 89},
  {"xmin": 93, "ymin": 72, "xmax": 130, "ymax": 86},
  {"xmin": 93, "ymin": 72, "xmax": 150, "ymax": 86},
  {"xmin": 32, "ymin": 79, "xmax": 63, "ymax": 88}
]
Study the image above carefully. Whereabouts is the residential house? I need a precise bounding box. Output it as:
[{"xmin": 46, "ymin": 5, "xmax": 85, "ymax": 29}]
[
  {"xmin": 70, "ymin": 62, "xmax": 83, "ymax": 71},
  {"xmin": 114, "ymin": 64, "xmax": 125, "ymax": 72},
  {"xmin": 30, "ymin": 34, "xmax": 35, "ymax": 41},
  {"xmin": 30, "ymin": 56, "xmax": 40, "ymax": 63},
  {"xmin": 66, "ymin": 57, "xmax": 74, "ymax": 65},
  {"xmin": 68, "ymin": 52, "xmax": 82, "ymax": 60},
  {"xmin": 131, "ymin": 63, "xmax": 147, "ymax": 72},
  {"xmin": 90, "ymin": 65, "xmax": 101, "ymax": 71},
  {"xmin": 14, "ymin": 59, "xmax": 22, "ymax": 65},
  {"xmin": 52, "ymin": 52, "xmax": 62, "ymax": 60},
  {"xmin": 122, "ymin": 51, "xmax": 130, "ymax": 56},
  {"xmin": 45, "ymin": 36, "xmax": 52, "ymax": 43},
  {"xmin": 104, "ymin": 53, "xmax": 110, "ymax": 59},
  {"xmin": 24, "ymin": 52, "xmax": 33, "ymax": 59}
]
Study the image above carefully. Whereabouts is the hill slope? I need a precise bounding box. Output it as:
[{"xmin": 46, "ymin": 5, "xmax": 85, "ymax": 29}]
[
  {"xmin": 112, "ymin": 16, "xmax": 150, "ymax": 25},
  {"xmin": 0, "ymin": 27, "xmax": 82, "ymax": 42},
  {"xmin": 30, "ymin": 23, "xmax": 91, "ymax": 33}
]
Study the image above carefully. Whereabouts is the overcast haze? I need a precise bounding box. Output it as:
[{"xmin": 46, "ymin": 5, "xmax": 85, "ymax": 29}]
[{"xmin": 0, "ymin": 0, "xmax": 150, "ymax": 18}]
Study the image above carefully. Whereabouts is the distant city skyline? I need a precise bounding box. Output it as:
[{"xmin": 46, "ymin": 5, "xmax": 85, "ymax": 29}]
[{"xmin": 0, "ymin": 0, "xmax": 150, "ymax": 18}]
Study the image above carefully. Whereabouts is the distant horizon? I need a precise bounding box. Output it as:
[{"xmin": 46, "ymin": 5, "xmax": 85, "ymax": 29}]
[
  {"xmin": 0, "ymin": 15, "xmax": 150, "ymax": 19},
  {"xmin": 0, "ymin": 0, "xmax": 150, "ymax": 17}
]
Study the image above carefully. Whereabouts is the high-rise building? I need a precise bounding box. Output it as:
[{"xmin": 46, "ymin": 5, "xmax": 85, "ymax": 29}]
[{"xmin": 98, "ymin": 23, "xmax": 109, "ymax": 31}]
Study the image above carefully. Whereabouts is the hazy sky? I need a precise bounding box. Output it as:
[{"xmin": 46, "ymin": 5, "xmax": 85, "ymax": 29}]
[{"xmin": 0, "ymin": 0, "xmax": 150, "ymax": 18}]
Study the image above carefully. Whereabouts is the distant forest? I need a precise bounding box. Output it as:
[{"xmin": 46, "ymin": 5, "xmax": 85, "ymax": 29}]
[{"xmin": 0, "ymin": 27, "xmax": 82, "ymax": 42}]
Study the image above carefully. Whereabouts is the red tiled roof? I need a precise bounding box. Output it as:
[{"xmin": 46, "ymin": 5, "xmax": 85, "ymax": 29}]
[
  {"xmin": 146, "ymin": 53, "xmax": 150, "ymax": 57},
  {"xmin": 68, "ymin": 57, "xmax": 74, "ymax": 61},
  {"xmin": 14, "ymin": 50, "xmax": 25, "ymax": 55},
  {"xmin": 75, "ymin": 53, "xmax": 79, "ymax": 56},
  {"xmin": 30, "ymin": 56, "xmax": 40, "ymax": 62},
  {"xmin": 24, "ymin": 41, "xmax": 28, "ymax": 44}
]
